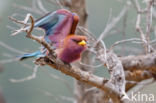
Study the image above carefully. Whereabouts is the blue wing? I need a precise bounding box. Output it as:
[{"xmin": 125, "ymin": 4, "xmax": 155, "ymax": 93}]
[
  {"xmin": 18, "ymin": 9, "xmax": 77, "ymax": 60},
  {"xmin": 18, "ymin": 50, "xmax": 45, "ymax": 60},
  {"xmin": 34, "ymin": 11, "xmax": 58, "ymax": 36},
  {"xmin": 33, "ymin": 9, "xmax": 75, "ymax": 48}
]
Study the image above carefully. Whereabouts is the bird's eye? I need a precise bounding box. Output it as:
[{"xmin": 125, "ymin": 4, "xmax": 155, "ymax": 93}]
[{"xmin": 72, "ymin": 39, "xmax": 79, "ymax": 43}]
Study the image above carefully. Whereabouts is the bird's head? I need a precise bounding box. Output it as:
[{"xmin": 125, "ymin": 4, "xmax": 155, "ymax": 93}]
[
  {"xmin": 57, "ymin": 35, "xmax": 87, "ymax": 63},
  {"xmin": 63, "ymin": 35, "xmax": 87, "ymax": 53},
  {"xmin": 67, "ymin": 35, "xmax": 87, "ymax": 46}
]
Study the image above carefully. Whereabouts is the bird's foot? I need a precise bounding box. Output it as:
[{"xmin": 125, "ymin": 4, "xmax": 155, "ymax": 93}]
[{"xmin": 63, "ymin": 62, "xmax": 71, "ymax": 68}]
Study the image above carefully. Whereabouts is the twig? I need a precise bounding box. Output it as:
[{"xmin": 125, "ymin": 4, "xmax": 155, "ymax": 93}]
[
  {"xmin": 146, "ymin": 0, "xmax": 153, "ymax": 39},
  {"xmin": 9, "ymin": 16, "xmax": 30, "ymax": 26},
  {"xmin": 114, "ymin": 46, "xmax": 141, "ymax": 54},
  {"xmin": 78, "ymin": 26, "xmax": 97, "ymax": 42},
  {"xmin": 1, "ymin": 52, "xmax": 34, "ymax": 70},
  {"xmin": 145, "ymin": 0, "xmax": 154, "ymax": 52},
  {"xmin": 110, "ymin": 38, "xmax": 141, "ymax": 50},
  {"xmin": 127, "ymin": 78, "xmax": 155, "ymax": 96},
  {"xmin": 10, "ymin": 14, "xmax": 54, "ymax": 54},
  {"xmin": 0, "ymin": 58, "xmax": 19, "ymax": 64},
  {"xmin": 130, "ymin": 0, "xmax": 147, "ymax": 13},
  {"xmin": 46, "ymin": 0, "xmax": 63, "ymax": 9},
  {"xmin": 79, "ymin": 61, "xmax": 104, "ymax": 68},
  {"xmin": 40, "ymin": 89, "xmax": 75, "ymax": 103},
  {"xmin": 43, "ymin": 69, "xmax": 73, "ymax": 94},
  {"xmin": 0, "ymin": 41, "xmax": 25, "ymax": 54},
  {"xmin": 131, "ymin": 0, "xmax": 148, "ymax": 52},
  {"xmin": 26, "ymin": 16, "xmax": 54, "ymax": 53},
  {"xmin": 132, "ymin": 0, "xmax": 154, "ymax": 53},
  {"xmin": 10, "ymin": 14, "xmax": 32, "ymax": 36},
  {"xmin": 95, "ymin": 6, "xmax": 128, "ymax": 46},
  {"xmin": 39, "ymin": 89, "xmax": 61, "ymax": 103},
  {"xmin": 36, "ymin": 0, "xmax": 49, "ymax": 13},
  {"xmin": 10, "ymin": 65, "xmax": 39, "ymax": 83},
  {"xmin": 60, "ymin": 96, "xmax": 75, "ymax": 103},
  {"xmin": 54, "ymin": 0, "xmax": 64, "ymax": 9},
  {"xmin": 12, "ymin": 3, "xmax": 43, "ymax": 15},
  {"xmin": 106, "ymin": 8, "xmax": 113, "ymax": 28},
  {"xmin": 154, "ymin": 26, "xmax": 156, "ymax": 38}
]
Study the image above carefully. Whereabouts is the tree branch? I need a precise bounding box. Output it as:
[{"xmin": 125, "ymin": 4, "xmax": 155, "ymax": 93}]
[{"xmin": 120, "ymin": 52, "xmax": 156, "ymax": 73}]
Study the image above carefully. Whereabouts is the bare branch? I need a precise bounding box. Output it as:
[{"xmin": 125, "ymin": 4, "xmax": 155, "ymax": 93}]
[
  {"xmin": 0, "ymin": 41, "xmax": 25, "ymax": 54},
  {"xmin": 0, "ymin": 58, "xmax": 19, "ymax": 64},
  {"xmin": 39, "ymin": 89, "xmax": 61, "ymax": 103},
  {"xmin": 131, "ymin": 0, "xmax": 155, "ymax": 53},
  {"xmin": 120, "ymin": 52, "xmax": 156, "ymax": 73},
  {"xmin": 97, "ymin": 50, "xmax": 128, "ymax": 102},
  {"xmin": 43, "ymin": 69, "xmax": 73, "ymax": 94},
  {"xmin": 36, "ymin": 0, "xmax": 49, "ymax": 13},
  {"xmin": 79, "ymin": 61, "xmax": 104, "ymax": 68},
  {"xmin": 95, "ymin": 6, "xmax": 128, "ymax": 45},
  {"xmin": 40, "ymin": 89, "xmax": 75, "ymax": 103},
  {"xmin": 110, "ymin": 38, "xmax": 141, "ymax": 50},
  {"xmin": 12, "ymin": 3, "xmax": 43, "ymax": 15},
  {"xmin": 10, "ymin": 65, "xmax": 39, "ymax": 83},
  {"xmin": 127, "ymin": 78, "xmax": 155, "ymax": 96},
  {"xmin": 146, "ymin": 0, "xmax": 154, "ymax": 39},
  {"xmin": 145, "ymin": 0, "xmax": 154, "ymax": 52},
  {"xmin": 9, "ymin": 14, "xmax": 32, "ymax": 36},
  {"xmin": 125, "ymin": 70, "xmax": 153, "ymax": 91}
]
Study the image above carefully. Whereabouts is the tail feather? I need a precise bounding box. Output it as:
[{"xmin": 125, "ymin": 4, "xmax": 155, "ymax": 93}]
[{"xmin": 18, "ymin": 51, "xmax": 44, "ymax": 60}]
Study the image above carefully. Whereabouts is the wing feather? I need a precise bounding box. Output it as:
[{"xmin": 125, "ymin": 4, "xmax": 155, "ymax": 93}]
[{"xmin": 33, "ymin": 9, "xmax": 77, "ymax": 48}]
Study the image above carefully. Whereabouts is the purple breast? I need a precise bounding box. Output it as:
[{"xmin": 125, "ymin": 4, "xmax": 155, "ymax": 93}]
[{"xmin": 59, "ymin": 47, "xmax": 85, "ymax": 63}]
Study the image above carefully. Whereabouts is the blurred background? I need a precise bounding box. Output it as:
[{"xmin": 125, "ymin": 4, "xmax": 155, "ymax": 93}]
[{"xmin": 0, "ymin": 0, "xmax": 156, "ymax": 103}]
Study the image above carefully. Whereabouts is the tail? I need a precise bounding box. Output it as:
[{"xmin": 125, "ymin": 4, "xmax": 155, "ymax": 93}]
[{"xmin": 18, "ymin": 51, "xmax": 44, "ymax": 60}]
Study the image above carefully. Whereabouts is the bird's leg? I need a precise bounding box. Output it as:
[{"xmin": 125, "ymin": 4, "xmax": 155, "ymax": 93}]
[
  {"xmin": 47, "ymin": 52, "xmax": 71, "ymax": 68},
  {"xmin": 62, "ymin": 62, "xmax": 71, "ymax": 67}
]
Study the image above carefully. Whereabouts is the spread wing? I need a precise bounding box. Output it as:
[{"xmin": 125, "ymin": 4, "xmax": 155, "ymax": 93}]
[
  {"xmin": 17, "ymin": 9, "xmax": 79, "ymax": 60},
  {"xmin": 34, "ymin": 9, "xmax": 79, "ymax": 48}
]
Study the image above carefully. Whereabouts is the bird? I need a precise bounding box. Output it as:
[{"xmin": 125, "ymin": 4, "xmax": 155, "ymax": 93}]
[{"xmin": 18, "ymin": 9, "xmax": 87, "ymax": 64}]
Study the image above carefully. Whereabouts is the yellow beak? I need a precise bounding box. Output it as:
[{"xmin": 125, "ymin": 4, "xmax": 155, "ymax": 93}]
[{"xmin": 78, "ymin": 40, "xmax": 86, "ymax": 46}]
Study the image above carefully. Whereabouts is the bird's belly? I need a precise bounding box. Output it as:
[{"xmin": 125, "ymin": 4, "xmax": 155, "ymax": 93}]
[{"xmin": 58, "ymin": 50, "xmax": 81, "ymax": 63}]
